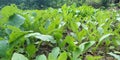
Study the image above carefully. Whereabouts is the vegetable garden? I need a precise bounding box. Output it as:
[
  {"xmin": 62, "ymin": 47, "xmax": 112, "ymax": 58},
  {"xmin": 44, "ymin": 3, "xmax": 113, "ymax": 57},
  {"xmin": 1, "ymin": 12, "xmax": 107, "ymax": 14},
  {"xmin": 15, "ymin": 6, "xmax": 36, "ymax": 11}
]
[{"xmin": 0, "ymin": 4, "xmax": 120, "ymax": 60}]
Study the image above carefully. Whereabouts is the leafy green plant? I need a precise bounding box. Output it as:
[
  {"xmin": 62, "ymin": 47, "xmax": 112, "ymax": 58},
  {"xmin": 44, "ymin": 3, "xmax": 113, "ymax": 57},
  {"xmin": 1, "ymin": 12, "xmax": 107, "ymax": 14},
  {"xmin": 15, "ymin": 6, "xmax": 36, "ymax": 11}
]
[{"xmin": 0, "ymin": 4, "xmax": 120, "ymax": 60}]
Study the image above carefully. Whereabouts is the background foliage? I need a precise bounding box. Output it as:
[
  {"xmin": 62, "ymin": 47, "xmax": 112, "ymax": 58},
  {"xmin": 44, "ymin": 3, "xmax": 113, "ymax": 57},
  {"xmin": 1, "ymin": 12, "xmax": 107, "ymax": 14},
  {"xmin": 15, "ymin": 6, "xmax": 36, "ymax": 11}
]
[{"xmin": 0, "ymin": 0, "xmax": 120, "ymax": 9}]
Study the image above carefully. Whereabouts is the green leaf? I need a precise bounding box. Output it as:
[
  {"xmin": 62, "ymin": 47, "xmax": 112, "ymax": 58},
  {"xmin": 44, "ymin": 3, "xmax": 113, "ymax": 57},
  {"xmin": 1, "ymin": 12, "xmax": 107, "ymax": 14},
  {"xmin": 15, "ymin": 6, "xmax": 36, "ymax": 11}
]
[
  {"xmin": 78, "ymin": 41, "xmax": 95, "ymax": 54},
  {"xmin": 72, "ymin": 41, "xmax": 95, "ymax": 60},
  {"xmin": 86, "ymin": 55, "xmax": 102, "ymax": 60},
  {"xmin": 58, "ymin": 52, "xmax": 67, "ymax": 60},
  {"xmin": 82, "ymin": 24, "xmax": 88, "ymax": 30},
  {"xmin": 70, "ymin": 21, "xmax": 78, "ymax": 32},
  {"xmin": 26, "ymin": 44, "xmax": 37, "ymax": 57},
  {"xmin": 77, "ymin": 29, "xmax": 87, "ymax": 42},
  {"xmin": 48, "ymin": 47, "xmax": 60, "ymax": 60},
  {"xmin": 51, "ymin": 47, "xmax": 60, "ymax": 58},
  {"xmin": 8, "ymin": 26, "xmax": 29, "ymax": 44},
  {"xmin": 97, "ymin": 26, "xmax": 104, "ymax": 35},
  {"xmin": 53, "ymin": 32, "xmax": 63, "ymax": 40},
  {"xmin": 108, "ymin": 52, "xmax": 120, "ymax": 60},
  {"xmin": 35, "ymin": 54, "xmax": 47, "ymax": 60},
  {"xmin": 8, "ymin": 14, "xmax": 25, "ymax": 28},
  {"xmin": 99, "ymin": 34, "xmax": 112, "ymax": 42},
  {"xmin": 97, "ymin": 34, "xmax": 113, "ymax": 47},
  {"xmin": 25, "ymin": 32, "xmax": 56, "ymax": 43},
  {"xmin": 11, "ymin": 53, "xmax": 28, "ymax": 60},
  {"xmin": 61, "ymin": 36, "xmax": 76, "ymax": 51},
  {"xmin": 72, "ymin": 48, "xmax": 82, "ymax": 60},
  {"xmin": 48, "ymin": 53, "xmax": 56, "ymax": 60},
  {"xmin": 44, "ymin": 20, "xmax": 51, "ymax": 29},
  {"xmin": 0, "ymin": 40, "xmax": 9, "ymax": 57},
  {"xmin": 1, "ymin": 4, "xmax": 18, "ymax": 24},
  {"xmin": 7, "ymin": 26, "xmax": 30, "ymax": 56},
  {"xmin": 116, "ymin": 17, "xmax": 120, "ymax": 22}
]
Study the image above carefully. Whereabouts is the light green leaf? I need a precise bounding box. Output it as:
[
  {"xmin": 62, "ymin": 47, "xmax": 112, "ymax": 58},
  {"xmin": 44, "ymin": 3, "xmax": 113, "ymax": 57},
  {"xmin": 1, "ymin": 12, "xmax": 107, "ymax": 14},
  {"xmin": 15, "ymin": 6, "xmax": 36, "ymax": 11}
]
[
  {"xmin": 97, "ymin": 26, "xmax": 104, "ymax": 35},
  {"xmin": 117, "ymin": 17, "xmax": 120, "ymax": 22},
  {"xmin": 26, "ymin": 44, "xmax": 37, "ymax": 57},
  {"xmin": 48, "ymin": 53, "xmax": 56, "ymax": 60},
  {"xmin": 86, "ymin": 55, "xmax": 102, "ymax": 60},
  {"xmin": 11, "ymin": 53, "xmax": 28, "ymax": 60},
  {"xmin": 8, "ymin": 26, "xmax": 29, "ymax": 44},
  {"xmin": 72, "ymin": 48, "xmax": 82, "ymax": 60},
  {"xmin": 72, "ymin": 41, "xmax": 95, "ymax": 60},
  {"xmin": 61, "ymin": 36, "xmax": 76, "ymax": 51},
  {"xmin": 82, "ymin": 24, "xmax": 88, "ymax": 30},
  {"xmin": 79, "ymin": 41, "xmax": 95, "ymax": 53},
  {"xmin": 25, "ymin": 32, "xmax": 56, "ymax": 43},
  {"xmin": 78, "ymin": 29, "xmax": 87, "ymax": 42},
  {"xmin": 51, "ymin": 47, "xmax": 60, "ymax": 58},
  {"xmin": 35, "ymin": 54, "xmax": 47, "ymax": 60},
  {"xmin": 108, "ymin": 52, "xmax": 120, "ymax": 60},
  {"xmin": 48, "ymin": 47, "xmax": 60, "ymax": 60},
  {"xmin": 58, "ymin": 52, "xmax": 67, "ymax": 60},
  {"xmin": 97, "ymin": 34, "xmax": 113, "ymax": 46}
]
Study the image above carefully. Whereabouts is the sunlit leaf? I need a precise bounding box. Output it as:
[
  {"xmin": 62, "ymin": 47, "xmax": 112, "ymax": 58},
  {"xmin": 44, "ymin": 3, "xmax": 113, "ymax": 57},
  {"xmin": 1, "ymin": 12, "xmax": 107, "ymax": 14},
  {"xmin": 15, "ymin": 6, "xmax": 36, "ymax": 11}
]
[
  {"xmin": 48, "ymin": 47, "xmax": 60, "ymax": 60},
  {"xmin": 35, "ymin": 54, "xmax": 47, "ymax": 60},
  {"xmin": 58, "ymin": 52, "xmax": 67, "ymax": 60},
  {"xmin": 25, "ymin": 32, "xmax": 56, "ymax": 43},
  {"xmin": 98, "ymin": 34, "xmax": 113, "ymax": 45},
  {"xmin": 78, "ymin": 41, "xmax": 95, "ymax": 53},
  {"xmin": 108, "ymin": 52, "xmax": 120, "ymax": 60},
  {"xmin": 11, "ymin": 53, "xmax": 28, "ymax": 60}
]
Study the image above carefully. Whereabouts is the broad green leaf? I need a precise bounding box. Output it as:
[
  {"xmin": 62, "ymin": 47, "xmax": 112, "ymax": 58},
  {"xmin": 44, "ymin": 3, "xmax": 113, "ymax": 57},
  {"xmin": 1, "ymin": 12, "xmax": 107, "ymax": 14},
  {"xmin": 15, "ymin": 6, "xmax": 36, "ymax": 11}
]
[
  {"xmin": 8, "ymin": 14, "xmax": 25, "ymax": 28},
  {"xmin": 72, "ymin": 41, "xmax": 95, "ymax": 60},
  {"xmin": 0, "ymin": 40, "xmax": 9, "ymax": 57},
  {"xmin": 72, "ymin": 48, "xmax": 82, "ymax": 60},
  {"xmin": 35, "ymin": 54, "xmax": 47, "ymax": 60},
  {"xmin": 51, "ymin": 47, "xmax": 60, "ymax": 58},
  {"xmin": 48, "ymin": 53, "xmax": 56, "ymax": 60},
  {"xmin": 48, "ymin": 47, "xmax": 60, "ymax": 60},
  {"xmin": 1, "ymin": 4, "xmax": 18, "ymax": 24},
  {"xmin": 25, "ymin": 32, "xmax": 56, "ymax": 43},
  {"xmin": 58, "ymin": 52, "xmax": 67, "ymax": 60},
  {"xmin": 11, "ymin": 53, "xmax": 28, "ymax": 60}
]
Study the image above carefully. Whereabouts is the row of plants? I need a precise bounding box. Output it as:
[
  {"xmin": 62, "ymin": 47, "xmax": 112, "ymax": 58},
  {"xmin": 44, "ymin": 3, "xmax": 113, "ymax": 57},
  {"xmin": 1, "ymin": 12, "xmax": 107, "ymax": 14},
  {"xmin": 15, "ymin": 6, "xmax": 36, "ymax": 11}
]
[{"xmin": 0, "ymin": 4, "xmax": 120, "ymax": 60}]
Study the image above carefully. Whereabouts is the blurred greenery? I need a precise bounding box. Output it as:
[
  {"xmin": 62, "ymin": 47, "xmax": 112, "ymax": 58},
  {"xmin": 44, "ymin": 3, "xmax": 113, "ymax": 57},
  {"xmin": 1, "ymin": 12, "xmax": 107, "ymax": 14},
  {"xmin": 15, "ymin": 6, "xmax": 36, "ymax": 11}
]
[{"xmin": 0, "ymin": 0, "xmax": 120, "ymax": 9}]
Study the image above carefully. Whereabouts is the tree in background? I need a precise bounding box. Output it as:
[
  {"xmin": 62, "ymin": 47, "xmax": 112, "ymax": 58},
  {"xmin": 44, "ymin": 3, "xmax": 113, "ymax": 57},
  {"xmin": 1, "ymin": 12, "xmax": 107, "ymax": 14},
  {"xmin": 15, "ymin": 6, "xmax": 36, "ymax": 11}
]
[{"xmin": 0, "ymin": 0, "xmax": 120, "ymax": 9}]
